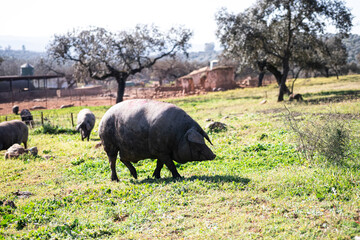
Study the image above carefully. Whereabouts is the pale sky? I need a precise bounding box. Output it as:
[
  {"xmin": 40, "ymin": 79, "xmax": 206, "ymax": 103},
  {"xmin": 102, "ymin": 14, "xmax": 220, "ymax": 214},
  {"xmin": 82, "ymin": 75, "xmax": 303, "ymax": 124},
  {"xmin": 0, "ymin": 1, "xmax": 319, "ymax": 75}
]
[{"xmin": 0, "ymin": 0, "xmax": 359, "ymax": 52}]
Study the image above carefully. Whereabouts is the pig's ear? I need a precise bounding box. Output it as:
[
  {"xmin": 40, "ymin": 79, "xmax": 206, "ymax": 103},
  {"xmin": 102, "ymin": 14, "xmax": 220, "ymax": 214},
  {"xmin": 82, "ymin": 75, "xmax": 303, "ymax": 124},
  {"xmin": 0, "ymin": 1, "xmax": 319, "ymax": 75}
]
[
  {"xmin": 75, "ymin": 121, "xmax": 83, "ymax": 131},
  {"xmin": 201, "ymin": 130, "xmax": 213, "ymax": 145},
  {"xmin": 187, "ymin": 128, "xmax": 205, "ymax": 144},
  {"xmin": 85, "ymin": 122, "xmax": 91, "ymax": 131}
]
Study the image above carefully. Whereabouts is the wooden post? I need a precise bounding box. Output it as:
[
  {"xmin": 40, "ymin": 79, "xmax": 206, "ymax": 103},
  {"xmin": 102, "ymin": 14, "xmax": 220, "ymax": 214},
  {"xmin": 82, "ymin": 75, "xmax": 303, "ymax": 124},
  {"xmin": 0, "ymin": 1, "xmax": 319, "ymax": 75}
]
[
  {"xmin": 10, "ymin": 79, "xmax": 14, "ymax": 106},
  {"xmin": 71, "ymin": 113, "xmax": 74, "ymax": 127},
  {"xmin": 41, "ymin": 112, "xmax": 44, "ymax": 126},
  {"xmin": 5, "ymin": 116, "xmax": 7, "ymax": 121},
  {"xmin": 45, "ymin": 79, "xmax": 48, "ymax": 109}
]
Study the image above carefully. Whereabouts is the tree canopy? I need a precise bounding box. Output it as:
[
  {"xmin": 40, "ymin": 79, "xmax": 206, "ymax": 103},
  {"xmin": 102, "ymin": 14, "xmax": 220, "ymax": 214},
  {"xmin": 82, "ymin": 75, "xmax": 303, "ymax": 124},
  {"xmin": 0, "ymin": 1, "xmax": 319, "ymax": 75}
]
[
  {"xmin": 151, "ymin": 58, "xmax": 201, "ymax": 86},
  {"xmin": 216, "ymin": 0, "xmax": 352, "ymax": 101},
  {"xmin": 47, "ymin": 25, "xmax": 192, "ymax": 103}
]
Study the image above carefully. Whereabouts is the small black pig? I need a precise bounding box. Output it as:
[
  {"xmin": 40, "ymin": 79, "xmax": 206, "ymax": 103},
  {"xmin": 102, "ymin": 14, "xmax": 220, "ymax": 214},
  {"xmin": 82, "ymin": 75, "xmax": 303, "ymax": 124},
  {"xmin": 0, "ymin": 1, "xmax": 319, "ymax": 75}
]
[{"xmin": 76, "ymin": 109, "xmax": 96, "ymax": 141}]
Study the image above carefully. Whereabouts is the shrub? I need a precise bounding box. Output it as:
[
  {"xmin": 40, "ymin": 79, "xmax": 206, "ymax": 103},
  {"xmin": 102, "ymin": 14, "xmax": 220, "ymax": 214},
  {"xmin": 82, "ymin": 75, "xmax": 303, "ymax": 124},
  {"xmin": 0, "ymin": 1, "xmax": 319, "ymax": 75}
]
[
  {"xmin": 33, "ymin": 123, "xmax": 77, "ymax": 135},
  {"xmin": 284, "ymin": 107, "xmax": 353, "ymax": 164}
]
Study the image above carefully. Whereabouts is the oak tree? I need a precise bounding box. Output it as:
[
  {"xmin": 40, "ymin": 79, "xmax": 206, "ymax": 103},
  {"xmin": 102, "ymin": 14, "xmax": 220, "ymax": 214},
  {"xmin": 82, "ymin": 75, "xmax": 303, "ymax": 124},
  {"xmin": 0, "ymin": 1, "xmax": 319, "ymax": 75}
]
[
  {"xmin": 151, "ymin": 58, "xmax": 202, "ymax": 86},
  {"xmin": 216, "ymin": 0, "xmax": 352, "ymax": 101},
  {"xmin": 47, "ymin": 25, "xmax": 192, "ymax": 103}
]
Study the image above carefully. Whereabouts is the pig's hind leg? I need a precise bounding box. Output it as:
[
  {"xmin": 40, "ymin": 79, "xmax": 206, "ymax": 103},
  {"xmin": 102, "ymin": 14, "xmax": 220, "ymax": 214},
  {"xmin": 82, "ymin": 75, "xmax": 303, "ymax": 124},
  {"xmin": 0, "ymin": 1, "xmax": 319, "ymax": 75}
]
[
  {"xmin": 153, "ymin": 159, "xmax": 164, "ymax": 179},
  {"xmin": 159, "ymin": 156, "xmax": 182, "ymax": 179},
  {"xmin": 107, "ymin": 153, "xmax": 119, "ymax": 182},
  {"xmin": 120, "ymin": 160, "xmax": 138, "ymax": 179},
  {"xmin": 22, "ymin": 140, "xmax": 27, "ymax": 149},
  {"xmin": 103, "ymin": 144, "xmax": 120, "ymax": 181}
]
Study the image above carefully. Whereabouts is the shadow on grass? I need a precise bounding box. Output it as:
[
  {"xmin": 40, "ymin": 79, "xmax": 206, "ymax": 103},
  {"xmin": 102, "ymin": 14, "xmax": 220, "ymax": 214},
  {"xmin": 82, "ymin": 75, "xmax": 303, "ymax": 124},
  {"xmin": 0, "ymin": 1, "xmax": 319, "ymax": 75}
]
[
  {"xmin": 133, "ymin": 174, "xmax": 251, "ymax": 185},
  {"xmin": 302, "ymin": 90, "xmax": 360, "ymax": 104},
  {"xmin": 32, "ymin": 124, "xmax": 78, "ymax": 135},
  {"xmin": 90, "ymin": 138, "xmax": 101, "ymax": 141},
  {"xmin": 170, "ymin": 95, "xmax": 262, "ymax": 105},
  {"xmin": 277, "ymin": 111, "xmax": 360, "ymax": 120},
  {"xmin": 303, "ymin": 89, "xmax": 360, "ymax": 97}
]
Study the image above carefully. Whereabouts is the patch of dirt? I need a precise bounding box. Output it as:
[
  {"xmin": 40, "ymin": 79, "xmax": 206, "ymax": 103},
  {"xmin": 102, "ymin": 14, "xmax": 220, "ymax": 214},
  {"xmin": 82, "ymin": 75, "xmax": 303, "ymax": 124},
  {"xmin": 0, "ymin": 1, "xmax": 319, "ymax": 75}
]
[
  {"xmin": 0, "ymin": 92, "xmax": 189, "ymax": 115},
  {"xmin": 0, "ymin": 96, "xmax": 115, "ymax": 115},
  {"xmin": 256, "ymin": 108, "xmax": 286, "ymax": 115},
  {"xmin": 0, "ymin": 87, "xmax": 209, "ymax": 116}
]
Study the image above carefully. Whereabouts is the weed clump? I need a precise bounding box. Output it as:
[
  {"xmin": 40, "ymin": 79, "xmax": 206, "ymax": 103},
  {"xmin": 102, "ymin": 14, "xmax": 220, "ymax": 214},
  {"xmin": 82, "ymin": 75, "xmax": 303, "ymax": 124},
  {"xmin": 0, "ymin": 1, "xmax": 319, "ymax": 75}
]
[
  {"xmin": 284, "ymin": 107, "xmax": 354, "ymax": 165},
  {"xmin": 33, "ymin": 123, "xmax": 77, "ymax": 135},
  {"xmin": 206, "ymin": 121, "xmax": 227, "ymax": 133}
]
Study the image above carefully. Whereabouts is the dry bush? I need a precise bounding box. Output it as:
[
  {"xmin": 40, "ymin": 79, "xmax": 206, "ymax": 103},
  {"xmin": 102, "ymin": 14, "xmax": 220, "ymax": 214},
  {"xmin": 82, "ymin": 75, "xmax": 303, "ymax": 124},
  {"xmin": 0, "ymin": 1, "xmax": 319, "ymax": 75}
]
[{"xmin": 284, "ymin": 107, "xmax": 353, "ymax": 164}]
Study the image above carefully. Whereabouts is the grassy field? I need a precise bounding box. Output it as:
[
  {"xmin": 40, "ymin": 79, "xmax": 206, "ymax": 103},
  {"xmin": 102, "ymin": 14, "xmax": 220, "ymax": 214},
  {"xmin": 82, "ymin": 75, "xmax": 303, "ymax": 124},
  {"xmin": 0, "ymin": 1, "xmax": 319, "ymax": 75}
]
[{"xmin": 0, "ymin": 75, "xmax": 360, "ymax": 239}]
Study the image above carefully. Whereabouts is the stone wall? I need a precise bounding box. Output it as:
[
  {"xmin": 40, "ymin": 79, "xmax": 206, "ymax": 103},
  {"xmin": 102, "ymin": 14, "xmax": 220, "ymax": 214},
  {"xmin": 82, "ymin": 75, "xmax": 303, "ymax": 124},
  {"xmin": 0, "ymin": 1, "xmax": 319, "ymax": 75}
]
[
  {"xmin": 56, "ymin": 85, "xmax": 103, "ymax": 97},
  {"xmin": 178, "ymin": 66, "xmax": 237, "ymax": 92},
  {"xmin": 207, "ymin": 67, "xmax": 237, "ymax": 90}
]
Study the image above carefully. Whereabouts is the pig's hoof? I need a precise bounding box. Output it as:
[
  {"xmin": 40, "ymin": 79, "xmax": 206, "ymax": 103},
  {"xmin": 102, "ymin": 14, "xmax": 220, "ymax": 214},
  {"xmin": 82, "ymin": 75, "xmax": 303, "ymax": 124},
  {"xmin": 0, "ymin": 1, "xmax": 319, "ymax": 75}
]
[
  {"xmin": 172, "ymin": 175, "xmax": 183, "ymax": 179},
  {"xmin": 153, "ymin": 172, "xmax": 161, "ymax": 179}
]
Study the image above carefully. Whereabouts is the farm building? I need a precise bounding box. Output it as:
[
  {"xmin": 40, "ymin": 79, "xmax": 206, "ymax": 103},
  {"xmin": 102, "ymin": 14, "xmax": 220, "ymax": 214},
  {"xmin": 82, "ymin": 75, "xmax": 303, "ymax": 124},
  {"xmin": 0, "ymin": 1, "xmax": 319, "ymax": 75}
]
[
  {"xmin": 0, "ymin": 80, "xmax": 36, "ymax": 91},
  {"xmin": 177, "ymin": 64, "xmax": 237, "ymax": 93},
  {"xmin": 0, "ymin": 63, "xmax": 66, "ymax": 92},
  {"xmin": 20, "ymin": 63, "xmax": 34, "ymax": 76},
  {"xmin": 0, "ymin": 63, "xmax": 104, "ymax": 102}
]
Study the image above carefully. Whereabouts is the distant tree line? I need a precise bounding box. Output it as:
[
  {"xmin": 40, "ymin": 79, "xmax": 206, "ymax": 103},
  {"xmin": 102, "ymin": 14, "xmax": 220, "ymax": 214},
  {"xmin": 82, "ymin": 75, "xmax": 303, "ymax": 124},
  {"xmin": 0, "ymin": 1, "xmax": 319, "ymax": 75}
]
[{"xmin": 2, "ymin": 33, "xmax": 359, "ymax": 85}]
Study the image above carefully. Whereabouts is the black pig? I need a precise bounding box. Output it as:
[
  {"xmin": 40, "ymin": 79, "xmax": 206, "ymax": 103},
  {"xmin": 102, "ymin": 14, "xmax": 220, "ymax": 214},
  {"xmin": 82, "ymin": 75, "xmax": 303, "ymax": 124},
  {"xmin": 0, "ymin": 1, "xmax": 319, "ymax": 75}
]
[
  {"xmin": 76, "ymin": 109, "xmax": 96, "ymax": 141},
  {"xmin": 99, "ymin": 99, "xmax": 216, "ymax": 181},
  {"xmin": 0, "ymin": 120, "xmax": 28, "ymax": 150}
]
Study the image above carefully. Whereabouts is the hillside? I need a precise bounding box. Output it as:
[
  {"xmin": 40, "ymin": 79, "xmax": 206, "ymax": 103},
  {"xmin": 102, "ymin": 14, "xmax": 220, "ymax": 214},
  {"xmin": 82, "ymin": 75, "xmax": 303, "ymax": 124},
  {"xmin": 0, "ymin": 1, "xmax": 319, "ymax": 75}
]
[
  {"xmin": 0, "ymin": 49, "xmax": 45, "ymax": 61},
  {"xmin": 342, "ymin": 34, "xmax": 360, "ymax": 63},
  {"xmin": 186, "ymin": 50, "xmax": 221, "ymax": 63}
]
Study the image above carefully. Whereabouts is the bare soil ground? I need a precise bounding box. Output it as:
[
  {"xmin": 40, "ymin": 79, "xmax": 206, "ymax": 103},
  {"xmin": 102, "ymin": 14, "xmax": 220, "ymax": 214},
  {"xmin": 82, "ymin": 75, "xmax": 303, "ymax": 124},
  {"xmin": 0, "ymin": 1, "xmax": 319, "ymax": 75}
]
[
  {"xmin": 0, "ymin": 90, "xmax": 195, "ymax": 115},
  {"xmin": 0, "ymin": 95, "xmax": 117, "ymax": 115}
]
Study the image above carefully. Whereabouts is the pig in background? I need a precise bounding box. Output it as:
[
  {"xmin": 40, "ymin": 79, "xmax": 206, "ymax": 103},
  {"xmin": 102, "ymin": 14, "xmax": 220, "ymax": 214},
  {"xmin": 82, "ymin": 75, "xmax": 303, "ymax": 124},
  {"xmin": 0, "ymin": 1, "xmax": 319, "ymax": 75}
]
[
  {"xmin": 20, "ymin": 109, "xmax": 34, "ymax": 127},
  {"xmin": 76, "ymin": 109, "xmax": 96, "ymax": 141},
  {"xmin": 0, "ymin": 120, "xmax": 28, "ymax": 151},
  {"xmin": 99, "ymin": 99, "xmax": 216, "ymax": 181}
]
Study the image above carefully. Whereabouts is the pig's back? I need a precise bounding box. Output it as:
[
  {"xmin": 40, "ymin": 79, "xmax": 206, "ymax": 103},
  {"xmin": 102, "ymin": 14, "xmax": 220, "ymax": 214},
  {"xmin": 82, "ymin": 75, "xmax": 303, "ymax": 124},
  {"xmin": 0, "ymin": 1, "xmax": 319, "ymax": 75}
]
[{"xmin": 99, "ymin": 99, "xmax": 187, "ymax": 162}]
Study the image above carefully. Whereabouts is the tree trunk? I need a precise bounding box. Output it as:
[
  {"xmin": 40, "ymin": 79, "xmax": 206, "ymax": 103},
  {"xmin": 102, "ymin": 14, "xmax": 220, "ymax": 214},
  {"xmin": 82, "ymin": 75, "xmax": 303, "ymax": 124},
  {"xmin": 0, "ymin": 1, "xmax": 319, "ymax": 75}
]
[
  {"xmin": 278, "ymin": 59, "xmax": 291, "ymax": 102},
  {"xmin": 278, "ymin": 82, "xmax": 287, "ymax": 101},
  {"xmin": 265, "ymin": 62, "xmax": 290, "ymax": 100},
  {"xmin": 257, "ymin": 60, "xmax": 267, "ymax": 87},
  {"xmin": 325, "ymin": 67, "xmax": 329, "ymax": 78},
  {"xmin": 258, "ymin": 71, "xmax": 265, "ymax": 87},
  {"xmin": 116, "ymin": 78, "xmax": 126, "ymax": 103}
]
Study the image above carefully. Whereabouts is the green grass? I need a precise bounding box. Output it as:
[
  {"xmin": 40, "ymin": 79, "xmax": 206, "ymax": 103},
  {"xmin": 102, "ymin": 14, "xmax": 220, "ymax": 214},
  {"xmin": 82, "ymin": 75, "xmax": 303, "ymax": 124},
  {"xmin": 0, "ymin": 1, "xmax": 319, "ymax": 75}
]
[{"xmin": 0, "ymin": 75, "xmax": 360, "ymax": 239}]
